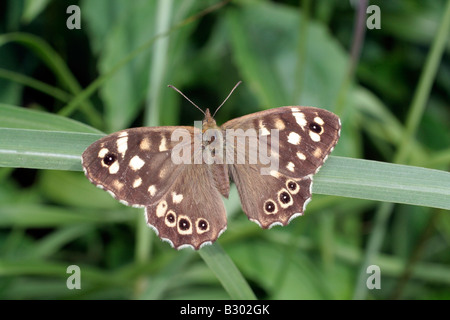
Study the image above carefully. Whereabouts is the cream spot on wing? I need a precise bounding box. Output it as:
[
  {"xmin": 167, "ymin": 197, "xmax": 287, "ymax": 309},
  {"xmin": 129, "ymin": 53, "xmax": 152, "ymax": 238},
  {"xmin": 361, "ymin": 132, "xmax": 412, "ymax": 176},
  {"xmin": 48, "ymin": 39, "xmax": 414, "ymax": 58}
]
[
  {"xmin": 297, "ymin": 152, "xmax": 306, "ymax": 160},
  {"xmin": 309, "ymin": 131, "xmax": 321, "ymax": 142},
  {"xmin": 129, "ymin": 155, "xmax": 145, "ymax": 171},
  {"xmin": 140, "ymin": 138, "xmax": 151, "ymax": 151},
  {"xmin": 314, "ymin": 116, "xmax": 324, "ymax": 125},
  {"xmin": 159, "ymin": 136, "xmax": 168, "ymax": 152},
  {"xmin": 98, "ymin": 148, "xmax": 109, "ymax": 158},
  {"xmin": 172, "ymin": 192, "xmax": 183, "ymax": 204},
  {"xmin": 159, "ymin": 168, "xmax": 169, "ymax": 179},
  {"xmin": 313, "ymin": 147, "xmax": 323, "ymax": 158},
  {"xmin": 270, "ymin": 170, "xmax": 281, "ymax": 178},
  {"xmin": 260, "ymin": 127, "xmax": 270, "ymax": 136},
  {"xmin": 259, "ymin": 120, "xmax": 270, "ymax": 136},
  {"xmin": 117, "ymin": 136, "xmax": 128, "ymax": 158},
  {"xmin": 112, "ymin": 180, "xmax": 124, "ymax": 191},
  {"xmin": 148, "ymin": 185, "xmax": 157, "ymax": 196},
  {"xmin": 132, "ymin": 177, "xmax": 142, "ymax": 188},
  {"xmin": 274, "ymin": 118, "xmax": 285, "ymax": 130},
  {"xmin": 292, "ymin": 111, "xmax": 307, "ymax": 129},
  {"xmin": 118, "ymin": 132, "xmax": 128, "ymax": 138},
  {"xmin": 109, "ymin": 161, "xmax": 120, "ymax": 174},
  {"xmin": 156, "ymin": 200, "xmax": 168, "ymax": 218},
  {"xmin": 287, "ymin": 132, "xmax": 301, "ymax": 145},
  {"xmin": 286, "ymin": 161, "xmax": 295, "ymax": 172}
]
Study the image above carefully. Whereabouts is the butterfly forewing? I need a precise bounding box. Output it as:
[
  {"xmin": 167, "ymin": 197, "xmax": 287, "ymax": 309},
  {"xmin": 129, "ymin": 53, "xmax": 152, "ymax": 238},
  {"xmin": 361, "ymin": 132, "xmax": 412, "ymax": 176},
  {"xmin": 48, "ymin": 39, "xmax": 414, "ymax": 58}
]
[
  {"xmin": 145, "ymin": 163, "xmax": 227, "ymax": 250},
  {"xmin": 82, "ymin": 126, "xmax": 227, "ymax": 250},
  {"xmin": 82, "ymin": 127, "xmax": 192, "ymax": 207},
  {"xmin": 222, "ymin": 106, "xmax": 340, "ymax": 228}
]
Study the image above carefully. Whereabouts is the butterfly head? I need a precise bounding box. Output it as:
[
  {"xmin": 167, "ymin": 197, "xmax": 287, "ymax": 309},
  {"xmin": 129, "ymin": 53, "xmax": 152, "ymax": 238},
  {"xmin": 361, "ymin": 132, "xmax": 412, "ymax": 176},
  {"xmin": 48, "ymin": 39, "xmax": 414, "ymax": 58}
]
[{"xmin": 202, "ymin": 108, "xmax": 219, "ymax": 132}]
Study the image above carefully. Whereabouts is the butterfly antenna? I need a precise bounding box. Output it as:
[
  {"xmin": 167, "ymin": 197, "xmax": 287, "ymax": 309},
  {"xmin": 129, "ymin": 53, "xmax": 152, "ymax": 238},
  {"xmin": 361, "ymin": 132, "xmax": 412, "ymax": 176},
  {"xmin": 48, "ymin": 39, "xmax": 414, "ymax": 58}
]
[
  {"xmin": 168, "ymin": 85, "xmax": 206, "ymax": 116},
  {"xmin": 212, "ymin": 81, "xmax": 242, "ymax": 117}
]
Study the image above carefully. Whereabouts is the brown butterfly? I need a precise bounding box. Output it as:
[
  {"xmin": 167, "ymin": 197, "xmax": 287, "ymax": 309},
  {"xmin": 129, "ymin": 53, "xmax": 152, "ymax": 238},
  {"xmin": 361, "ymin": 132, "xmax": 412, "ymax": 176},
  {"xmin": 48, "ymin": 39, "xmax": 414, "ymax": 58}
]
[{"xmin": 82, "ymin": 82, "xmax": 341, "ymax": 250}]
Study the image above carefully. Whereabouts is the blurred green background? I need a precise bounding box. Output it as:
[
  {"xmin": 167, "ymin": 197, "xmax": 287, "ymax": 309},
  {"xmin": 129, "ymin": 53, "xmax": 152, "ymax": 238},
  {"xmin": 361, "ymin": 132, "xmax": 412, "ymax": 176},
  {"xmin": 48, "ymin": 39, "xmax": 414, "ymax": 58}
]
[{"xmin": 0, "ymin": 0, "xmax": 449, "ymax": 299}]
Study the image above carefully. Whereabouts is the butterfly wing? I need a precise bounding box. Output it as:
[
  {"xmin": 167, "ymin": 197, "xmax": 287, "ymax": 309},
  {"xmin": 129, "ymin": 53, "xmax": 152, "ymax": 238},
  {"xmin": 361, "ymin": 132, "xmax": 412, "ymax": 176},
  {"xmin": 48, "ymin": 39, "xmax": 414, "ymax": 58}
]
[
  {"xmin": 222, "ymin": 106, "xmax": 341, "ymax": 228},
  {"xmin": 145, "ymin": 162, "xmax": 228, "ymax": 250},
  {"xmin": 82, "ymin": 126, "xmax": 227, "ymax": 250}
]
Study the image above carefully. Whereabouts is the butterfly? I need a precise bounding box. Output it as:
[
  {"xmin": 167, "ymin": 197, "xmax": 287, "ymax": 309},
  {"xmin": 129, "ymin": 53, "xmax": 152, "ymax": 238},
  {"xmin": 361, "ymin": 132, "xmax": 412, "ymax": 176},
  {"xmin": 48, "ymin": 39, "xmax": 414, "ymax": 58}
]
[{"xmin": 82, "ymin": 82, "xmax": 341, "ymax": 250}]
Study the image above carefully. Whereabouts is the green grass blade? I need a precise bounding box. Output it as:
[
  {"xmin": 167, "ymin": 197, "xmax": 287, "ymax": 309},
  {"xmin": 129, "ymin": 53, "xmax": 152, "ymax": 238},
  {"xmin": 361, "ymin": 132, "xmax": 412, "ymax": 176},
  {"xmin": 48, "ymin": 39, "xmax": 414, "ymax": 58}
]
[
  {"xmin": 0, "ymin": 129, "xmax": 448, "ymax": 210},
  {"xmin": 144, "ymin": 0, "xmax": 173, "ymax": 128},
  {"xmin": 0, "ymin": 68, "xmax": 72, "ymax": 103},
  {"xmin": 135, "ymin": 0, "xmax": 175, "ymax": 273},
  {"xmin": 0, "ymin": 260, "xmax": 126, "ymax": 287},
  {"xmin": 0, "ymin": 128, "xmax": 102, "ymax": 171},
  {"xmin": 22, "ymin": 0, "xmax": 51, "ymax": 24},
  {"xmin": 0, "ymin": 104, "xmax": 102, "ymax": 133},
  {"xmin": 395, "ymin": 0, "xmax": 450, "ymax": 164},
  {"xmin": 314, "ymin": 156, "xmax": 450, "ymax": 210},
  {"xmin": 137, "ymin": 251, "xmax": 194, "ymax": 299},
  {"xmin": 0, "ymin": 32, "xmax": 102, "ymax": 127},
  {"xmin": 199, "ymin": 243, "xmax": 256, "ymax": 300},
  {"xmin": 0, "ymin": 204, "xmax": 131, "ymax": 227},
  {"xmin": 353, "ymin": 1, "xmax": 450, "ymax": 300}
]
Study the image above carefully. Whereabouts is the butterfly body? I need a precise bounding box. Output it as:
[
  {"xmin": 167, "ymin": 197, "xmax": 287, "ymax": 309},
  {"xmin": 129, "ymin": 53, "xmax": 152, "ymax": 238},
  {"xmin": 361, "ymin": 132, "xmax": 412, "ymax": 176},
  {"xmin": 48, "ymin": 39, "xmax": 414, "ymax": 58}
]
[{"xmin": 82, "ymin": 106, "xmax": 340, "ymax": 250}]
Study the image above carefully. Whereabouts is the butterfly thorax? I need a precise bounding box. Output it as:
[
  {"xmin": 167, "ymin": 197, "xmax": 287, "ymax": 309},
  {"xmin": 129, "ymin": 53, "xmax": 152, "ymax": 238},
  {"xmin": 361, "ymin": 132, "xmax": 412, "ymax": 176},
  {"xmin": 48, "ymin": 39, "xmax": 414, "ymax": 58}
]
[
  {"xmin": 201, "ymin": 108, "xmax": 222, "ymax": 147},
  {"xmin": 202, "ymin": 109, "xmax": 219, "ymax": 130},
  {"xmin": 200, "ymin": 108, "xmax": 230, "ymax": 198}
]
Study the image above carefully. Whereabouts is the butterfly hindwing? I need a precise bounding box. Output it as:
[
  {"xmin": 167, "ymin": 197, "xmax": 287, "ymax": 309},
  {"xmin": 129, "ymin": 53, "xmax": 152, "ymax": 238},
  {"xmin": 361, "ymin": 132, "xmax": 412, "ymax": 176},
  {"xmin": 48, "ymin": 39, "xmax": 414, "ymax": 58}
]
[
  {"xmin": 145, "ymin": 163, "xmax": 227, "ymax": 250},
  {"xmin": 229, "ymin": 164, "xmax": 312, "ymax": 228}
]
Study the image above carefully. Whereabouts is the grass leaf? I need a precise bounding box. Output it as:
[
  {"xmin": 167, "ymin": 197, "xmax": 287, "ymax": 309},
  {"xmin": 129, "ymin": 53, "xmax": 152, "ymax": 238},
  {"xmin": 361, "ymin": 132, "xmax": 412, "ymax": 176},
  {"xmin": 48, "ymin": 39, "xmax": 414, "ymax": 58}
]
[
  {"xmin": 315, "ymin": 156, "xmax": 450, "ymax": 210},
  {"xmin": 1, "ymin": 128, "xmax": 448, "ymax": 210},
  {"xmin": 0, "ymin": 128, "xmax": 102, "ymax": 171},
  {"xmin": 199, "ymin": 243, "xmax": 256, "ymax": 300},
  {"xmin": 0, "ymin": 104, "xmax": 102, "ymax": 133}
]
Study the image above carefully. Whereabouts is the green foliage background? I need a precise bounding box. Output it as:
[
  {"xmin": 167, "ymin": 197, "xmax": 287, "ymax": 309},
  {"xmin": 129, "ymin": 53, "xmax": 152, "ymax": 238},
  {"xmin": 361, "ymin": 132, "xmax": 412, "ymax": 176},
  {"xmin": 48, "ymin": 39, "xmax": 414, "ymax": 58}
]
[{"xmin": 0, "ymin": 0, "xmax": 449, "ymax": 299}]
